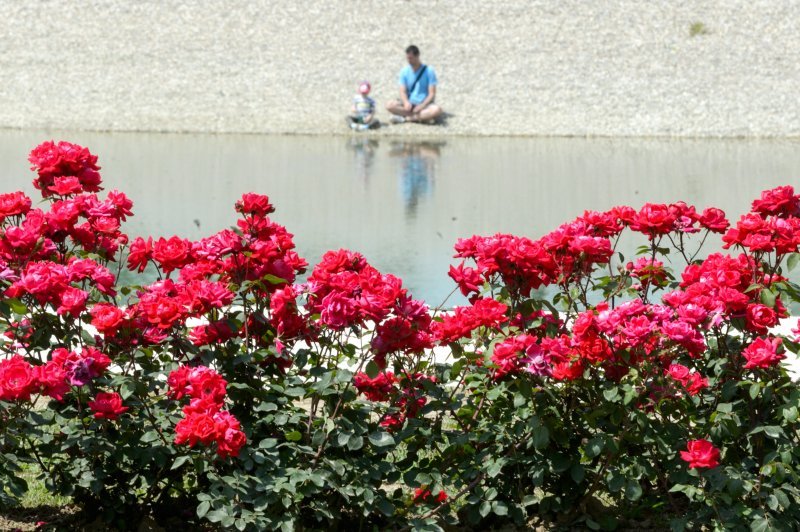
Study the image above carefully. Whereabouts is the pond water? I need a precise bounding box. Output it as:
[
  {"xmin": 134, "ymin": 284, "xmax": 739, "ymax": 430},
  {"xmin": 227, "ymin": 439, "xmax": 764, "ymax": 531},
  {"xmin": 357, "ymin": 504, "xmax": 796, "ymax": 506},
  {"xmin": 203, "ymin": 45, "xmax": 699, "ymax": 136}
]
[{"xmin": 1, "ymin": 130, "xmax": 799, "ymax": 305}]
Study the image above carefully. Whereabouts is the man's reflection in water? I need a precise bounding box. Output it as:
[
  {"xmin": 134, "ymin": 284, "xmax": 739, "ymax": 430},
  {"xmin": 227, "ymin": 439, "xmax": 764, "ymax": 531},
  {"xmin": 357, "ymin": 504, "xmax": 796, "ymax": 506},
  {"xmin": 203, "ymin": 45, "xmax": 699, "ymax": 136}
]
[
  {"xmin": 346, "ymin": 138, "xmax": 379, "ymax": 185},
  {"xmin": 389, "ymin": 141, "xmax": 443, "ymax": 218}
]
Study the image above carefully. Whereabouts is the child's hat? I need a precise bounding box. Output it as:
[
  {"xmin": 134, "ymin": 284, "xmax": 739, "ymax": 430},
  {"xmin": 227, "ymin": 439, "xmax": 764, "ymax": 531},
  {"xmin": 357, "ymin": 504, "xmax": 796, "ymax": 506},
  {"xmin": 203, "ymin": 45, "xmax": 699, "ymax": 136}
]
[{"xmin": 358, "ymin": 81, "xmax": 371, "ymax": 95}]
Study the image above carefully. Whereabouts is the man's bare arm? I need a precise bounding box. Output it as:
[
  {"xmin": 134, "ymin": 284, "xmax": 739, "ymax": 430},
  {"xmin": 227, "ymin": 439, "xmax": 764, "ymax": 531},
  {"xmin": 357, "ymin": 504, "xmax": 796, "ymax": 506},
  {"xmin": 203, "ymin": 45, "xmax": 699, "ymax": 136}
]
[
  {"xmin": 414, "ymin": 85, "xmax": 436, "ymax": 111},
  {"xmin": 399, "ymin": 85, "xmax": 412, "ymax": 109}
]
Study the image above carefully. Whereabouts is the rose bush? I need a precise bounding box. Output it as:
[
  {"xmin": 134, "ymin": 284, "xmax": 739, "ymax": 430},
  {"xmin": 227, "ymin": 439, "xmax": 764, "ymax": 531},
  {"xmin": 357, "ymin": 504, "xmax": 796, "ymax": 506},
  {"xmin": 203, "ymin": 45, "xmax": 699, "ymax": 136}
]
[{"xmin": 1, "ymin": 141, "xmax": 800, "ymax": 531}]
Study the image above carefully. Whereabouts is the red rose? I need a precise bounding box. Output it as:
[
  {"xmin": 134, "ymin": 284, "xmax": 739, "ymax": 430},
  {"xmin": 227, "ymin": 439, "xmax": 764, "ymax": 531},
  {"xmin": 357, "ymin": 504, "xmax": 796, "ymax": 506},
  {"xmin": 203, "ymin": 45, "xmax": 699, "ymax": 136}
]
[
  {"xmin": 551, "ymin": 358, "xmax": 585, "ymax": 381},
  {"xmin": 354, "ymin": 371, "xmax": 397, "ymax": 401},
  {"xmin": 127, "ymin": 237, "xmax": 153, "ymax": 273},
  {"xmin": 413, "ymin": 488, "xmax": 448, "ymax": 504},
  {"xmin": 48, "ymin": 176, "xmax": 83, "ymax": 196},
  {"xmin": 175, "ymin": 412, "xmax": 218, "ymax": 447},
  {"xmin": 698, "ymin": 207, "xmax": 729, "ymax": 233},
  {"xmin": 0, "ymin": 191, "xmax": 32, "ymax": 218},
  {"xmin": 217, "ymin": 426, "xmax": 247, "ymax": 458},
  {"xmin": 167, "ymin": 366, "xmax": 192, "ymax": 400},
  {"xmin": 87, "ymin": 392, "xmax": 128, "ymax": 420},
  {"xmin": 448, "ymin": 263, "xmax": 484, "ymax": 296},
  {"xmin": 630, "ymin": 203, "xmax": 677, "ymax": 237},
  {"xmin": 90, "ymin": 303, "xmax": 127, "ymax": 336},
  {"xmin": 744, "ymin": 303, "xmax": 777, "ymax": 334},
  {"xmin": 90, "ymin": 215, "xmax": 121, "ymax": 235},
  {"xmin": 319, "ymin": 292, "xmax": 359, "ymax": 329},
  {"xmin": 56, "ymin": 287, "xmax": 89, "ymax": 318},
  {"xmin": 152, "ymin": 236, "xmax": 191, "ymax": 273},
  {"xmin": 140, "ymin": 296, "xmax": 183, "ymax": 329},
  {"xmin": 742, "ymin": 337, "xmax": 784, "ymax": 369},
  {"xmin": 33, "ymin": 362, "xmax": 70, "ymax": 401},
  {"xmin": 188, "ymin": 366, "xmax": 227, "ymax": 404},
  {"xmin": 213, "ymin": 410, "xmax": 247, "ymax": 458},
  {"xmin": 751, "ymin": 185, "xmax": 800, "ymax": 218},
  {"xmin": 0, "ymin": 355, "xmax": 37, "ymax": 401},
  {"xmin": 235, "ymin": 193, "xmax": 274, "ymax": 216},
  {"xmin": 680, "ymin": 439, "xmax": 720, "ymax": 469},
  {"xmin": 666, "ymin": 363, "xmax": 690, "ymax": 382},
  {"xmin": 683, "ymin": 373, "xmax": 709, "ymax": 396},
  {"xmin": 51, "ymin": 347, "xmax": 111, "ymax": 387}
]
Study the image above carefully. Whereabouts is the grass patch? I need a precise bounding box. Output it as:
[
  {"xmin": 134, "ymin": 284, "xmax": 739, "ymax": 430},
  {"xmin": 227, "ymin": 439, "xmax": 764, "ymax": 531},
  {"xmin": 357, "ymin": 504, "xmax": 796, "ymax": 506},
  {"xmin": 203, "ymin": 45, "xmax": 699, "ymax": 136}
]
[
  {"xmin": 0, "ymin": 464, "xmax": 76, "ymax": 531},
  {"xmin": 18, "ymin": 467, "xmax": 71, "ymax": 509}
]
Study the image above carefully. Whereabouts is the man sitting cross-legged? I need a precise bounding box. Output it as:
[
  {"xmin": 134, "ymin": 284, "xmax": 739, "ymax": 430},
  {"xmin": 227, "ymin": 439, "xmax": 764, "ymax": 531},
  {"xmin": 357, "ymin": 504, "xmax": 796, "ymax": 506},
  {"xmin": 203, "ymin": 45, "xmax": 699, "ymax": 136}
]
[{"xmin": 386, "ymin": 45, "xmax": 444, "ymax": 124}]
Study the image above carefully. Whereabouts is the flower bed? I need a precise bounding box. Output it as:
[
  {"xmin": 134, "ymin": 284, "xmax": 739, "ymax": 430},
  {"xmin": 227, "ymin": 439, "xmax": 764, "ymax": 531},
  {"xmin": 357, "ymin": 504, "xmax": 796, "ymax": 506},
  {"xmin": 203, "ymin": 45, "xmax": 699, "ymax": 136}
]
[{"xmin": 1, "ymin": 141, "xmax": 800, "ymax": 531}]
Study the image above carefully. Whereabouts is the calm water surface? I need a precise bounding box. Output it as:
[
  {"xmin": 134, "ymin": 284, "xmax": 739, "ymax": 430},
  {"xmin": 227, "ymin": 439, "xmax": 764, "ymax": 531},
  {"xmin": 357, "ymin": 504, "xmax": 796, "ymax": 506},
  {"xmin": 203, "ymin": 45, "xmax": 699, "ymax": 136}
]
[{"xmin": 1, "ymin": 130, "xmax": 799, "ymax": 304}]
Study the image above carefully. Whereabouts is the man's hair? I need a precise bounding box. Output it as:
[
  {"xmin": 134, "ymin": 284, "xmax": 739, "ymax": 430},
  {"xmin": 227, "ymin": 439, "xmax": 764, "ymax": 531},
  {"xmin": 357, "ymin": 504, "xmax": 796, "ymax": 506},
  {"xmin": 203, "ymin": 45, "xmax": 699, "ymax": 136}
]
[{"xmin": 405, "ymin": 45, "xmax": 420, "ymax": 56}]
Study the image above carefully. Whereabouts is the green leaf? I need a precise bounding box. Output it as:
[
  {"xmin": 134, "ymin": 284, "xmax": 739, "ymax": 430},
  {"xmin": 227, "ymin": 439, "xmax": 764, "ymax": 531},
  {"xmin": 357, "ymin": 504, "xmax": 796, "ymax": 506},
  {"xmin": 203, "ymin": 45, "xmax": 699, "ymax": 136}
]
[
  {"xmin": 368, "ymin": 431, "xmax": 395, "ymax": 448},
  {"xmin": 492, "ymin": 501, "xmax": 508, "ymax": 516},
  {"xmin": 749, "ymin": 383, "xmax": 761, "ymax": 400},
  {"xmin": 750, "ymin": 516, "xmax": 771, "ymax": 532},
  {"xmin": 141, "ymin": 430, "xmax": 161, "ymax": 443},
  {"xmin": 532, "ymin": 426, "xmax": 550, "ymax": 450},
  {"xmin": 171, "ymin": 455, "xmax": 191, "ymax": 470},
  {"xmin": 763, "ymin": 426, "xmax": 783, "ymax": 439},
  {"xmin": 347, "ymin": 435, "xmax": 364, "ymax": 451},
  {"xmin": 585, "ymin": 436, "xmax": 605, "ymax": 458},
  {"xmin": 760, "ymin": 289, "xmax": 776, "ymax": 308},
  {"xmin": 717, "ymin": 403, "xmax": 733, "ymax": 414},
  {"xmin": 377, "ymin": 498, "xmax": 395, "ymax": 516},
  {"xmin": 263, "ymin": 273, "xmax": 288, "ymax": 285},
  {"xmin": 787, "ymin": 252, "xmax": 800, "ymax": 272},
  {"xmin": 6, "ymin": 298, "xmax": 28, "ymax": 315},
  {"xmin": 603, "ymin": 388, "xmax": 620, "ymax": 402},
  {"xmin": 607, "ymin": 471, "xmax": 625, "ymax": 493},
  {"xmin": 196, "ymin": 500, "xmax": 210, "ymax": 518},
  {"xmin": 365, "ymin": 361, "xmax": 380, "ymax": 379},
  {"xmin": 486, "ymin": 459, "xmax": 505, "ymax": 478},
  {"xmin": 625, "ymin": 480, "xmax": 642, "ymax": 501},
  {"xmin": 285, "ymin": 430, "xmax": 302, "ymax": 442},
  {"xmin": 570, "ymin": 464, "xmax": 585, "ymax": 484}
]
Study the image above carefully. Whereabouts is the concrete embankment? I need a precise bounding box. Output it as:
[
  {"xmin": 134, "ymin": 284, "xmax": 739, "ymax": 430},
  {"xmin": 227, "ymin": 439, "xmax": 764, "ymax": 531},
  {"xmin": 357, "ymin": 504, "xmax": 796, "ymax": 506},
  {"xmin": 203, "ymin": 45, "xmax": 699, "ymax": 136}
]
[{"xmin": 1, "ymin": 1, "xmax": 799, "ymax": 137}]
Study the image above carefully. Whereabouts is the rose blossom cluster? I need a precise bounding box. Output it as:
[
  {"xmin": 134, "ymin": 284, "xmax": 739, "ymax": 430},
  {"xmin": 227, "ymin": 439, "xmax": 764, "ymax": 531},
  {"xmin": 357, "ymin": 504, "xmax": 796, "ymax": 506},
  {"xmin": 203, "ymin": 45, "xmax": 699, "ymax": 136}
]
[
  {"xmin": 665, "ymin": 252, "xmax": 788, "ymax": 336},
  {"xmin": 0, "ymin": 347, "xmax": 111, "ymax": 402},
  {"xmin": 665, "ymin": 363, "xmax": 708, "ymax": 396},
  {"xmin": 482, "ymin": 297, "xmax": 712, "ymax": 385},
  {"xmin": 5, "ymin": 141, "xmax": 800, "ymax": 502},
  {"xmin": 449, "ymin": 201, "xmax": 728, "ymax": 303},
  {"xmin": 433, "ymin": 298, "xmax": 508, "ymax": 344},
  {"xmin": 301, "ymin": 249, "xmax": 433, "ymax": 366},
  {"xmin": 626, "ymin": 257, "xmax": 668, "ymax": 291},
  {"xmin": 1, "ymin": 163, "xmax": 132, "ymax": 264},
  {"xmin": 4, "ymin": 259, "xmax": 116, "ymax": 325},
  {"xmin": 28, "ymin": 140, "xmax": 102, "ymax": 198},
  {"xmin": 127, "ymin": 192, "xmax": 305, "ymax": 288},
  {"xmin": 168, "ymin": 365, "xmax": 246, "ymax": 458},
  {"xmin": 723, "ymin": 185, "xmax": 800, "ymax": 254},
  {"xmin": 116, "ymin": 193, "xmax": 307, "ymax": 352},
  {"xmin": 353, "ymin": 371, "xmax": 433, "ymax": 431}
]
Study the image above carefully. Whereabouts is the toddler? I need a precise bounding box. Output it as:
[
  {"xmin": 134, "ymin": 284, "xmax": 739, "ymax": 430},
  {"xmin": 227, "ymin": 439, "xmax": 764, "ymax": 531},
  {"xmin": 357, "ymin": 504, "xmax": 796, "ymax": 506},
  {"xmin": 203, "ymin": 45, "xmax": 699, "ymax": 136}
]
[{"xmin": 348, "ymin": 81, "xmax": 377, "ymax": 130}]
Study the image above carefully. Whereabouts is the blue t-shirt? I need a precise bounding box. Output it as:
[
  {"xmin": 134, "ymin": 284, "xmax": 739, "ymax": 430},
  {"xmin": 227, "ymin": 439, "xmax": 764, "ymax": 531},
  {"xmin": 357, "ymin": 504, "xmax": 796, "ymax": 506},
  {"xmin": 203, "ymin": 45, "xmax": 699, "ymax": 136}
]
[{"xmin": 398, "ymin": 64, "xmax": 438, "ymax": 105}]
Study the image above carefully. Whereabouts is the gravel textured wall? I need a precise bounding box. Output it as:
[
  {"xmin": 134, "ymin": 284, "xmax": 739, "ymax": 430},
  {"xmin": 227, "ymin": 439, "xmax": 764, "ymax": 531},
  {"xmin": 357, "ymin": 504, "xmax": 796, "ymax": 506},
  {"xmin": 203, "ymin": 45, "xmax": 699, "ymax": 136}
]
[{"xmin": 1, "ymin": 1, "xmax": 799, "ymax": 137}]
